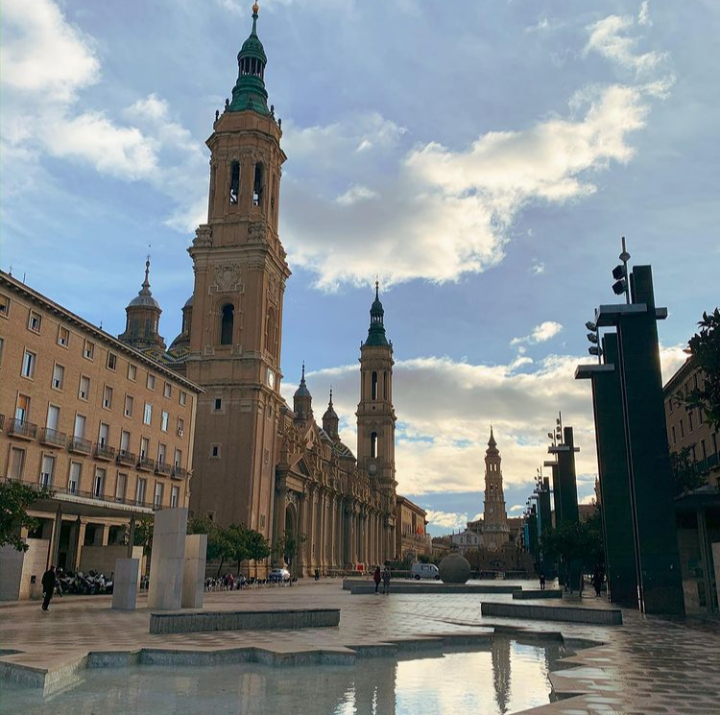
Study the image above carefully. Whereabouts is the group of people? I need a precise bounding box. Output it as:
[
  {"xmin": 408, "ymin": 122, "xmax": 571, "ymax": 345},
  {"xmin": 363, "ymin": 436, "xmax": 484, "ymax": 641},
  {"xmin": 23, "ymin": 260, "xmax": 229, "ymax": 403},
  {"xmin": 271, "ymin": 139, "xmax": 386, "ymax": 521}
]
[
  {"xmin": 372, "ymin": 565, "xmax": 392, "ymax": 594},
  {"xmin": 542, "ymin": 564, "xmax": 605, "ymax": 597}
]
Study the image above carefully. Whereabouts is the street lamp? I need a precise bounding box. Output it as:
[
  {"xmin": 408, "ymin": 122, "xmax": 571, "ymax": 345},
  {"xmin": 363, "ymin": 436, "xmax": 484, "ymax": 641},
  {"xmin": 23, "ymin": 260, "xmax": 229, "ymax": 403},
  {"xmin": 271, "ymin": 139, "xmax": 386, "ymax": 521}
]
[{"xmin": 611, "ymin": 236, "xmax": 631, "ymax": 304}]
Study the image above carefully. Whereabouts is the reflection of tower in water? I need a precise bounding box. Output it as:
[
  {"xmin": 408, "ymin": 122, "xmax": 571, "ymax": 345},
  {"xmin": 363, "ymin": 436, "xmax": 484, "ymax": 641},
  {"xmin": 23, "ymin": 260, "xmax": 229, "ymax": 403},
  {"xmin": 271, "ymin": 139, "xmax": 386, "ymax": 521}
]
[{"xmin": 492, "ymin": 637, "xmax": 512, "ymax": 715}]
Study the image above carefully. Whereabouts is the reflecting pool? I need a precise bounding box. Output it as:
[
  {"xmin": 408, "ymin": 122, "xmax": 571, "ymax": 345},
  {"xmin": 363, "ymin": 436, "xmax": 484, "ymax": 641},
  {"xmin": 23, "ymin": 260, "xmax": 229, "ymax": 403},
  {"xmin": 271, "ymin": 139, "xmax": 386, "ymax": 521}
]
[{"xmin": 1, "ymin": 638, "xmax": 577, "ymax": 715}]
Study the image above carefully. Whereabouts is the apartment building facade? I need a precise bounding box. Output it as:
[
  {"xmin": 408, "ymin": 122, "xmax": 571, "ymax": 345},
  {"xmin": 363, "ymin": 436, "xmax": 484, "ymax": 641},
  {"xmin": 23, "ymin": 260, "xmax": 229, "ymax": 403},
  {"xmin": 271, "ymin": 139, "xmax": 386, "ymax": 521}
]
[{"xmin": 0, "ymin": 271, "xmax": 201, "ymax": 584}]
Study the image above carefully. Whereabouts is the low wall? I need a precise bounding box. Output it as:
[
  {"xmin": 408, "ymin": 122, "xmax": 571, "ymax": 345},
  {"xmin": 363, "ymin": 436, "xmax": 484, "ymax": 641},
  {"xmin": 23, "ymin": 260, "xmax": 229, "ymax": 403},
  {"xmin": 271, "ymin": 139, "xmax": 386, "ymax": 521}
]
[
  {"xmin": 481, "ymin": 601, "xmax": 622, "ymax": 625},
  {"xmin": 80, "ymin": 545, "xmax": 143, "ymax": 579},
  {"xmin": 344, "ymin": 579, "xmax": 521, "ymax": 595},
  {"xmin": 149, "ymin": 608, "xmax": 341, "ymax": 635},
  {"xmin": 512, "ymin": 589, "xmax": 563, "ymax": 600}
]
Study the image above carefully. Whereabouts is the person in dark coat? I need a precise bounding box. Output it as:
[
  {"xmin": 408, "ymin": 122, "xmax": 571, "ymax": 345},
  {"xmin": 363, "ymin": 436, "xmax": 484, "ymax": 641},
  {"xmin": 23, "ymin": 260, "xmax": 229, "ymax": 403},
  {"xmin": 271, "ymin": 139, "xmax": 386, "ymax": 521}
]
[
  {"xmin": 373, "ymin": 566, "xmax": 382, "ymax": 594},
  {"xmin": 41, "ymin": 566, "xmax": 57, "ymax": 611}
]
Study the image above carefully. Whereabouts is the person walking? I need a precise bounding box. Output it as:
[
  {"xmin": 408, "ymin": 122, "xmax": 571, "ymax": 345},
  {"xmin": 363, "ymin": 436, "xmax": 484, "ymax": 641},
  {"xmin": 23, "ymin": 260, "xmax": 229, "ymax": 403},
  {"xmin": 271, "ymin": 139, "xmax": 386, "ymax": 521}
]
[
  {"xmin": 41, "ymin": 566, "xmax": 57, "ymax": 612},
  {"xmin": 382, "ymin": 566, "xmax": 391, "ymax": 595},
  {"xmin": 539, "ymin": 571, "xmax": 546, "ymax": 591},
  {"xmin": 592, "ymin": 566, "xmax": 603, "ymax": 597},
  {"xmin": 373, "ymin": 566, "xmax": 382, "ymax": 594}
]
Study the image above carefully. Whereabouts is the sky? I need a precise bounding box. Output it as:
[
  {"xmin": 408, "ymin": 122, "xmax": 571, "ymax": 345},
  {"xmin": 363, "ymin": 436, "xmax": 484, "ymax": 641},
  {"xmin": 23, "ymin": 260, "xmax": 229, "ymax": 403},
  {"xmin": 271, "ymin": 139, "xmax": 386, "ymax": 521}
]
[{"xmin": 2, "ymin": 0, "xmax": 719, "ymax": 536}]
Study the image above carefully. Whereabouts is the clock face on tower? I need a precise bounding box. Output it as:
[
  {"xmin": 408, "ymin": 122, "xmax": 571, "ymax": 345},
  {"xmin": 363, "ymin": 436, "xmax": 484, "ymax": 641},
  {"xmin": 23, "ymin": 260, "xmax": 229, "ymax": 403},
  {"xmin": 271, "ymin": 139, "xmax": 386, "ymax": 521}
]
[
  {"xmin": 266, "ymin": 368, "xmax": 275, "ymax": 389},
  {"xmin": 488, "ymin": 505, "xmax": 494, "ymax": 514},
  {"xmin": 368, "ymin": 463, "xmax": 378, "ymax": 476}
]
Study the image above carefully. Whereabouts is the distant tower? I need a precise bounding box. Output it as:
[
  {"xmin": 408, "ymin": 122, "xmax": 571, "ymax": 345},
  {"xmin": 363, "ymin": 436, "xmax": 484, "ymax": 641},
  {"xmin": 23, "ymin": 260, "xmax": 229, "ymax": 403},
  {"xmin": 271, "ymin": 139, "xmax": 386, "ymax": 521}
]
[
  {"xmin": 322, "ymin": 389, "xmax": 339, "ymax": 440},
  {"xmin": 293, "ymin": 364, "xmax": 313, "ymax": 423},
  {"xmin": 118, "ymin": 258, "xmax": 166, "ymax": 351},
  {"xmin": 483, "ymin": 428, "xmax": 510, "ymax": 551},
  {"xmin": 356, "ymin": 282, "xmax": 397, "ymax": 497}
]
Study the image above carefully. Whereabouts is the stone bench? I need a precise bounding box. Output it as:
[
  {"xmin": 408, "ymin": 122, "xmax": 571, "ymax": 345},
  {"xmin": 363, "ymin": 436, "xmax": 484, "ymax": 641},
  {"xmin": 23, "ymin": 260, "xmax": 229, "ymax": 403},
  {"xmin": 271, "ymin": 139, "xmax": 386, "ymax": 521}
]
[
  {"xmin": 149, "ymin": 608, "xmax": 340, "ymax": 635},
  {"xmin": 512, "ymin": 589, "xmax": 563, "ymax": 600},
  {"xmin": 481, "ymin": 601, "xmax": 622, "ymax": 625}
]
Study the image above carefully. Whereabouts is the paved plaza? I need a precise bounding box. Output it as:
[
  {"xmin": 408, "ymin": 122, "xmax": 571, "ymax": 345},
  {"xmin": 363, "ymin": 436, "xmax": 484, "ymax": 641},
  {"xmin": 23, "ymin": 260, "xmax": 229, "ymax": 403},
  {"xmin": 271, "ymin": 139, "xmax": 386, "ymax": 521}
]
[{"xmin": 1, "ymin": 580, "xmax": 719, "ymax": 714}]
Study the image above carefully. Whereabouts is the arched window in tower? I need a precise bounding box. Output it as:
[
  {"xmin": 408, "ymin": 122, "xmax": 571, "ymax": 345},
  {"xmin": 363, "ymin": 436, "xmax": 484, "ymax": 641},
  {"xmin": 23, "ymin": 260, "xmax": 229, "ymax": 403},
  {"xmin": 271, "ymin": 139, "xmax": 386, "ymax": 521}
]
[
  {"xmin": 370, "ymin": 432, "xmax": 378, "ymax": 459},
  {"xmin": 220, "ymin": 304, "xmax": 234, "ymax": 345},
  {"xmin": 371, "ymin": 371, "xmax": 378, "ymax": 400},
  {"xmin": 229, "ymin": 161, "xmax": 240, "ymax": 204},
  {"xmin": 383, "ymin": 371, "xmax": 388, "ymax": 400},
  {"xmin": 253, "ymin": 163, "xmax": 264, "ymax": 207}
]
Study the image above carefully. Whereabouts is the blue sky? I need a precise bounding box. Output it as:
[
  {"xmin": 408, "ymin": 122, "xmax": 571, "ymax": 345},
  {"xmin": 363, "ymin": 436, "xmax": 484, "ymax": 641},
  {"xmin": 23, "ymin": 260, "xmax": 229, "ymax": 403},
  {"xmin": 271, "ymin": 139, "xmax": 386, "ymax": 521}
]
[{"xmin": 2, "ymin": 0, "xmax": 718, "ymax": 535}]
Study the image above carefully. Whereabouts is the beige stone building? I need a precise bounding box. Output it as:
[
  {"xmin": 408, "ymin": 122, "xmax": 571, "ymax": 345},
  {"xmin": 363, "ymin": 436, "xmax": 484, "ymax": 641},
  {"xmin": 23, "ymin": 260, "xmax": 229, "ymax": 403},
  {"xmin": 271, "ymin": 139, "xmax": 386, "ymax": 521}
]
[
  {"xmin": 115, "ymin": 6, "xmax": 400, "ymax": 575},
  {"xmin": 0, "ymin": 270, "xmax": 200, "ymax": 594},
  {"xmin": 395, "ymin": 496, "xmax": 431, "ymax": 561}
]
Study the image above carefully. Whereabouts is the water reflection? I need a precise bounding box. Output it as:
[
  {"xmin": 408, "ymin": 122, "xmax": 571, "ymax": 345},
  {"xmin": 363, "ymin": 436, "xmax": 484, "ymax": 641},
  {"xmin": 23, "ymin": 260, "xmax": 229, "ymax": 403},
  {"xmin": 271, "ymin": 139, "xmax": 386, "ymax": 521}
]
[{"xmin": 2, "ymin": 638, "xmax": 573, "ymax": 715}]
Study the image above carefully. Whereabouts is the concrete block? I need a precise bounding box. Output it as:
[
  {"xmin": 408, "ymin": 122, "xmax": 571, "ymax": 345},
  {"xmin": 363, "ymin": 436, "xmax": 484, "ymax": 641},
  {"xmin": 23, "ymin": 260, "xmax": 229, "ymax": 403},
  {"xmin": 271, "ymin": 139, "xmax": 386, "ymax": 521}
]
[
  {"xmin": 0, "ymin": 545, "xmax": 24, "ymax": 601},
  {"xmin": 148, "ymin": 608, "xmax": 340, "ymax": 635},
  {"xmin": 182, "ymin": 534, "xmax": 207, "ymax": 609},
  {"xmin": 481, "ymin": 601, "xmax": 622, "ymax": 625},
  {"xmin": 513, "ymin": 589, "xmax": 563, "ymax": 600},
  {"xmin": 148, "ymin": 508, "xmax": 188, "ymax": 611},
  {"xmin": 112, "ymin": 558, "xmax": 140, "ymax": 610}
]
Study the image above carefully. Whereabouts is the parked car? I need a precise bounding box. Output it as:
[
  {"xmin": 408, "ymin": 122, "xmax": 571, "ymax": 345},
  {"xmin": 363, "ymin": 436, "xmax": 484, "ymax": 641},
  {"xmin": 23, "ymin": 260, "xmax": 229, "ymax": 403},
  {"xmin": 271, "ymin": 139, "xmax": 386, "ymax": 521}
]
[
  {"xmin": 269, "ymin": 568, "xmax": 291, "ymax": 583},
  {"xmin": 411, "ymin": 563, "xmax": 440, "ymax": 580}
]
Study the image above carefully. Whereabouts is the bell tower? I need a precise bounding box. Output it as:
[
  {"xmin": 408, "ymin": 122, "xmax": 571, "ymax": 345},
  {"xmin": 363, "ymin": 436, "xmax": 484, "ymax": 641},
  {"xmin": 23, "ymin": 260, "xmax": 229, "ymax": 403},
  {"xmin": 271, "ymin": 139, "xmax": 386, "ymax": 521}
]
[
  {"xmin": 483, "ymin": 428, "xmax": 510, "ymax": 551},
  {"xmin": 185, "ymin": 3, "xmax": 290, "ymax": 536},
  {"xmin": 356, "ymin": 283, "xmax": 397, "ymax": 497}
]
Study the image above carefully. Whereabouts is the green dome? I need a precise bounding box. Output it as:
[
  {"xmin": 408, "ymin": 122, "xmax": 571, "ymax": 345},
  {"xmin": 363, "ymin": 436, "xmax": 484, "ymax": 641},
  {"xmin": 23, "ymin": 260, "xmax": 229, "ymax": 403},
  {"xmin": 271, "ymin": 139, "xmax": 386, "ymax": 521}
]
[
  {"xmin": 228, "ymin": 5, "xmax": 270, "ymax": 116},
  {"xmin": 363, "ymin": 282, "xmax": 390, "ymax": 348}
]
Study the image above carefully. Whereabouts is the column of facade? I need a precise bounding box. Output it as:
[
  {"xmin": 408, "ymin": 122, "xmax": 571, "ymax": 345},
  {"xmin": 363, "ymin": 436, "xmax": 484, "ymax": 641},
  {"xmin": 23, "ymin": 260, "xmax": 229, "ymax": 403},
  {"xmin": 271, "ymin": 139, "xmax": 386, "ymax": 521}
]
[
  {"xmin": 336, "ymin": 498, "xmax": 344, "ymax": 569},
  {"xmin": 343, "ymin": 502, "xmax": 353, "ymax": 567},
  {"xmin": 307, "ymin": 487, "xmax": 317, "ymax": 572},
  {"xmin": 272, "ymin": 484, "xmax": 287, "ymax": 566},
  {"xmin": 297, "ymin": 492, "xmax": 307, "ymax": 575},
  {"xmin": 317, "ymin": 490, "xmax": 326, "ymax": 570},
  {"xmin": 328, "ymin": 495, "xmax": 336, "ymax": 569}
]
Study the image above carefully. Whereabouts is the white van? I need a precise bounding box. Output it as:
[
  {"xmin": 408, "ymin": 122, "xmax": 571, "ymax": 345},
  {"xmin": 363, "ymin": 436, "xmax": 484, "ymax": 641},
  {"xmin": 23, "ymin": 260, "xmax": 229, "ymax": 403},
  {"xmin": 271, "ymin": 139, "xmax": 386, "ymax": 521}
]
[{"xmin": 411, "ymin": 563, "xmax": 440, "ymax": 580}]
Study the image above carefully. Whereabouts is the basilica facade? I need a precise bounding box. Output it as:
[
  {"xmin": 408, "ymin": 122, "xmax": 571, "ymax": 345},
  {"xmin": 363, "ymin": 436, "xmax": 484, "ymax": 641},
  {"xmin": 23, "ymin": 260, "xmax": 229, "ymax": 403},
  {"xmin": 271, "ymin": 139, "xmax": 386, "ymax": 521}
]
[{"xmin": 117, "ymin": 4, "xmax": 398, "ymax": 575}]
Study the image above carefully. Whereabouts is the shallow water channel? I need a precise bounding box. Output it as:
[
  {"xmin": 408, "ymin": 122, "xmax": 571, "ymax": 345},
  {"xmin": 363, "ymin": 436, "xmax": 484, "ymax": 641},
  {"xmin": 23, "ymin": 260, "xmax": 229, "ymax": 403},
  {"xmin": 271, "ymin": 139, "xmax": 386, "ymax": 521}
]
[{"xmin": 2, "ymin": 637, "xmax": 577, "ymax": 715}]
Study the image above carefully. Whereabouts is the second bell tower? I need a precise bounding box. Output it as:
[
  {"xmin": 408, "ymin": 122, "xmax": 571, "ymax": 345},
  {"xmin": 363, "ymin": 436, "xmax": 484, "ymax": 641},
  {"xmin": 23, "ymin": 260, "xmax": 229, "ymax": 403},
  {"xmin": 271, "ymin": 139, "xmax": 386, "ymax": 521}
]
[{"xmin": 185, "ymin": 3, "xmax": 290, "ymax": 536}]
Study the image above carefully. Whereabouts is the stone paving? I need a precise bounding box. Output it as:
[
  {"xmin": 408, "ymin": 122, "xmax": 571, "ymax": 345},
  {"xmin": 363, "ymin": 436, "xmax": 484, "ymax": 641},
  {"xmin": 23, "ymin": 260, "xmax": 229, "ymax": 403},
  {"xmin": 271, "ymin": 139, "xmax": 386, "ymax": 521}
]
[{"xmin": 1, "ymin": 579, "xmax": 719, "ymax": 714}]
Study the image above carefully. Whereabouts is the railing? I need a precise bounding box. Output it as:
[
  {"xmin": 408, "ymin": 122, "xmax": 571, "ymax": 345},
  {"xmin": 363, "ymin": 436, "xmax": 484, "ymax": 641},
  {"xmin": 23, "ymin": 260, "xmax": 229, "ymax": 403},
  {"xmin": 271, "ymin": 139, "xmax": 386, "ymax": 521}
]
[
  {"xmin": 69, "ymin": 436, "xmax": 92, "ymax": 454},
  {"xmin": 0, "ymin": 475, "xmax": 161, "ymax": 511},
  {"xmin": 7, "ymin": 418, "xmax": 38, "ymax": 440},
  {"xmin": 116, "ymin": 449, "xmax": 137, "ymax": 466},
  {"xmin": 95, "ymin": 443, "xmax": 116, "ymax": 461},
  {"xmin": 40, "ymin": 427, "xmax": 68, "ymax": 448},
  {"xmin": 138, "ymin": 456, "xmax": 155, "ymax": 472},
  {"xmin": 155, "ymin": 461, "xmax": 172, "ymax": 476},
  {"xmin": 172, "ymin": 465, "xmax": 188, "ymax": 480}
]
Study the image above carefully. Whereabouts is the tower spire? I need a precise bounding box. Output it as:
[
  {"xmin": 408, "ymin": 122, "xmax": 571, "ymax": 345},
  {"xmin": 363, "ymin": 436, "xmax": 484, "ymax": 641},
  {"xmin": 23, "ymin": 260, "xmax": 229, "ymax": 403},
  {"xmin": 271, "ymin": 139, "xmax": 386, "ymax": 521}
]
[
  {"xmin": 229, "ymin": 2, "xmax": 270, "ymax": 115},
  {"xmin": 364, "ymin": 282, "xmax": 389, "ymax": 347}
]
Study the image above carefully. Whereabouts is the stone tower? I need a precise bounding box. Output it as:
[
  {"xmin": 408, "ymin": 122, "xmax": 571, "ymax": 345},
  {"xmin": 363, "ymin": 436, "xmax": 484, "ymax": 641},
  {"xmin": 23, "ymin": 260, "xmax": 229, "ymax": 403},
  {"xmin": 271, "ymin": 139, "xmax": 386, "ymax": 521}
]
[
  {"xmin": 182, "ymin": 3, "xmax": 290, "ymax": 535},
  {"xmin": 356, "ymin": 283, "xmax": 397, "ymax": 497},
  {"xmin": 118, "ymin": 259, "xmax": 166, "ymax": 351},
  {"xmin": 483, "ymin": 428, "xmax": 510, "ymax": 551}
]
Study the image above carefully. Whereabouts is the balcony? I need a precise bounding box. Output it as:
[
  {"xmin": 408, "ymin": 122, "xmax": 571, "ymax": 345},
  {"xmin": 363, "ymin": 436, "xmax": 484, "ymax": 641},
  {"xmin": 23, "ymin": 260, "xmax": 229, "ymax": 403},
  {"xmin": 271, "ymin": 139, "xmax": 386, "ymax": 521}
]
[
  {"xmin": 94, "ymin": 443, "xmax": 116, "ymax": 461},
  {"xmin": 39, "ymin": 427, "xmax": 68, "ymax": 448},
  {"xmin": 116, "ymin": 449, "xmax": 137, "ymax": 467},
  {"xmin": 69, "ymin": 436, "xmax": 92, "ymax": 455},
  {"xmin": 172, "ymin": 465, "xmax": 188, "ymax": 480},
  {"xmin": 138, "ymin": 456, "xmax": 155, "ymax": 472},
  {"xmin": 7, "ymin": 418, "xmax": 38, "ymax": 440},
  {"xmin": 155, "ymin": 461, "xmax": 172, "ymax": 476}
]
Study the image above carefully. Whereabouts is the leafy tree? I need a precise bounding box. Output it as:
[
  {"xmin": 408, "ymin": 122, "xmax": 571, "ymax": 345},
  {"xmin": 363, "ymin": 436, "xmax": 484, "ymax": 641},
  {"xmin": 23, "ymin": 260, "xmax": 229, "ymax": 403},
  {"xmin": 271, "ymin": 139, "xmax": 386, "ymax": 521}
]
[
  {"xmin": 680, "ymin": 308, "xmax": 720, "ymax": 431},
  {"xmin": 0, "ymin": 481, "xmax": 52, "ymax": 551},
  {"xmin": 669, "ymin": 446, "xmax": 709, "ymax": 496},
  {"xmin": 245, "ymin": 528, "xmax": 270, "ymax": 564},
  {"xmin": 541, "ymin": 510, "xmax": 604, "ymax": 580},
  {"xmin": 133, "ymin": 516, "xmax": 154, "ymax": 557}
]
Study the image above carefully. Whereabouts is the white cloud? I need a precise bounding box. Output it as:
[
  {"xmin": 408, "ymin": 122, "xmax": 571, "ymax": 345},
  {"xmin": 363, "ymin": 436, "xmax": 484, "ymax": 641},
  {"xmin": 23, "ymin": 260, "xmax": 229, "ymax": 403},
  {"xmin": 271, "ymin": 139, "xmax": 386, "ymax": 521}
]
[
  {"xmin": 282, "ymin": 79, "xmax": 658, "ymax": 289},
  {"xmin": 585, "ymin": 6, "xmax": 665, "ymax": 74},
  {"xmin": 424, "ymin": 510, "xmax": 470, "ymax": 531},
  {"xmin": 511, "ymin": 321, "xmax": 563, "ymax": 347},
  {"xmin": 530, "ymin": 260, "xmax": 546, "ymax": 275},
  {"xmin": 298, "ymin": 343, "xmax": 684, "ymax": 500},
  {"xmin": 336, "ymin": 185, "xmax": 379, "ymax": 206},
  {"xmin": 509, "ymin": 505, "xmax": 524, "ymax": 513},
  {"xmin": 1, "ymin": 1, "xmax": 207, "ymax": 233}
]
